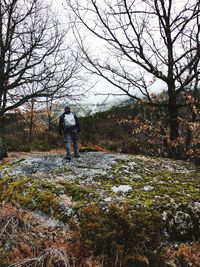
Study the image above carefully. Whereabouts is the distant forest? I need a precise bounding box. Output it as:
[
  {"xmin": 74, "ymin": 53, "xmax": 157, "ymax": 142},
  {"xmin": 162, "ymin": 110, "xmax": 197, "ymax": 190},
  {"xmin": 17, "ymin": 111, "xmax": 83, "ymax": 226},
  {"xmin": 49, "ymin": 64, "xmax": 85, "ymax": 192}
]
[{"xmin": 1, "ymin": 95, "xmax": 200, "ymax": 163}]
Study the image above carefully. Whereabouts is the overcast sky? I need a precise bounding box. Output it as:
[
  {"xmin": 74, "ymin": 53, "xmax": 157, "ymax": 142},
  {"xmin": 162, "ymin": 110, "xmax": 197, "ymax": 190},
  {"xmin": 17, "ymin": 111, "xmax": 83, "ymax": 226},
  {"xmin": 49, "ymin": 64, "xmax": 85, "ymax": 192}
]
[
  {"xmin": 50, "ymin": 0, "xmax": 168, "ymax": 106},
  {"xmin": 48, "ymin": 0, "xmax": 131, "ymax": 105}
]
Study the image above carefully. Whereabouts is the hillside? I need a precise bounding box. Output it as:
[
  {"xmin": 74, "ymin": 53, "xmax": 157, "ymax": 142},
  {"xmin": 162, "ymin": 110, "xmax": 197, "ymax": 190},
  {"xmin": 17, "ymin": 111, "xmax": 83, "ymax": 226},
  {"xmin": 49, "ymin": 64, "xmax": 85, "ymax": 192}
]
[{"xmin": 0, "ymin": 150, "xmax": 200, "ymax": 266}]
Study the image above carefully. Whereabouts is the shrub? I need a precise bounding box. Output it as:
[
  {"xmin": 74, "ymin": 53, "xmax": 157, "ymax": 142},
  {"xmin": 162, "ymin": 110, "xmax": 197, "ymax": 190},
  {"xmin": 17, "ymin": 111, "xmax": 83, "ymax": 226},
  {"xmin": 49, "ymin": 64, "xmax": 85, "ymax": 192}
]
[{"xmin": 78, "ymin": 203, "xmax": 167, "ymax": 267}]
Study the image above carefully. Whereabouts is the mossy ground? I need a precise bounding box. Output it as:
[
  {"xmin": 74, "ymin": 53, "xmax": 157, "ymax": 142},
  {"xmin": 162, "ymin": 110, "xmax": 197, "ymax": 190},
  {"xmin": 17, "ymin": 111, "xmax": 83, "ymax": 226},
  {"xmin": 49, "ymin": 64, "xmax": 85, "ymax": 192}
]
[
  {"xmin": 0, "ymin": 151, "xmax": 199, "ymax": 266},
  {"xmin": 0, "ymin": 152, "xmax": 199, "ymax": 216}
]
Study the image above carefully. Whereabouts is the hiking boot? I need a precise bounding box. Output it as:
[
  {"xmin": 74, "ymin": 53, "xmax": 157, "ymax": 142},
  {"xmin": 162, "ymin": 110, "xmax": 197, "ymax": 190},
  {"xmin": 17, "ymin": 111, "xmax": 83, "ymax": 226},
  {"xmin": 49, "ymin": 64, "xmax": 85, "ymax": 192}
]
[
  {"xmin": 65, "ymin": 155, "xmax": 72, "ymax": 161},
  {"xmin": 74, "ymin": 154, "xmax": 80, "ymax": 158}
]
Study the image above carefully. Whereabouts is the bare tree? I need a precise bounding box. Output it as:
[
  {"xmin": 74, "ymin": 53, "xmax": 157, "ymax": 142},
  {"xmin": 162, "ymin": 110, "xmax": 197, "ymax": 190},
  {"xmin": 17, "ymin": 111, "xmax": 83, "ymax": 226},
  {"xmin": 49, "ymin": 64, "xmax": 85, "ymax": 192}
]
[
  {"xmin": 17, "ymin": 97, "xmax": 37, "ymax": 142},
  {"xmin": 0, "ymin": 0, "xmax": 83, "ymax": 118},
  {"xmin": 68, "ymin": 0, "xmax": 200, "ymax": 156}
]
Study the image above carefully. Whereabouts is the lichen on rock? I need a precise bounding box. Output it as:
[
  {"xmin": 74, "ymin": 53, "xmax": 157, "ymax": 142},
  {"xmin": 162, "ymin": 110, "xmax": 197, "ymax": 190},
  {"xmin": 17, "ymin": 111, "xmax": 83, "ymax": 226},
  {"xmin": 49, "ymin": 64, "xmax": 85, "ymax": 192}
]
[{"xmin": 0, "ymin": 151, "xmax": 200, "ymax": 242}]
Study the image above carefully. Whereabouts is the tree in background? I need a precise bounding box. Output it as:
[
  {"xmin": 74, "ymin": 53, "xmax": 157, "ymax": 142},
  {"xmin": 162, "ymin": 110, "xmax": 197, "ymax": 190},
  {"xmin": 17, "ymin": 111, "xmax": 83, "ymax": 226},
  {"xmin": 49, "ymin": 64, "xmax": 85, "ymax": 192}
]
[
  {"xmin": 14, "ymin": 97, "xmax": 61, "ymax": 148},
  {"xmin": 15, "ymin": 97, "xmax": 37, "ymax": 142},
  {"xmin": 44, "ymin": 95, "xmax": 59, "ymax": 132},
  {"xmin": 68, "ymin": 0, "xmax": 200, "ymax": 157},
  {"xmin": 0, "ymin": 0, "xmax": 86, "ymax": 158},
  {"xmin": 0, "ymin": 0, "xmax": 83, "ymax": 118}
]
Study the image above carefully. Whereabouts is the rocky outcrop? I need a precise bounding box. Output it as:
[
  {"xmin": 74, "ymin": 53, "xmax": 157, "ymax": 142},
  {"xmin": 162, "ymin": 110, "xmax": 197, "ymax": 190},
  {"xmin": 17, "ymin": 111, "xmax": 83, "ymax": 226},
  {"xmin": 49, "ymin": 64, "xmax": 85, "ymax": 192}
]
[
  {"xmin": 1, "ymin": 151, "xmax": 200, "ymax": 242},
  {"xmin": 0, "ymin": 151, "xmax": 200, "ymax": 266}
]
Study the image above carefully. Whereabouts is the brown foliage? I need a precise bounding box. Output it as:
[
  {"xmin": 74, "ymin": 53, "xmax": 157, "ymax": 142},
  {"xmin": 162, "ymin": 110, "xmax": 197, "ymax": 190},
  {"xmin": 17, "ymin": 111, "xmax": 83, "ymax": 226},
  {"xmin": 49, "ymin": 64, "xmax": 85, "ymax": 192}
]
[{"xmin": 165, "ymin": 243, "xmax": 200, "ymax": 267}]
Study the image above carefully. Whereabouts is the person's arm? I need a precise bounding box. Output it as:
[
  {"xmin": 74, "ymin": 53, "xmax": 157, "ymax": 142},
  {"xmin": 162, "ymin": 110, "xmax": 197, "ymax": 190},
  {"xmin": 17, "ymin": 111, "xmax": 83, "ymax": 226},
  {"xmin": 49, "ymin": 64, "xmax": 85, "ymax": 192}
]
[
  {"xmin": 74, "ymin": 113, "xmax": 81, "ymax": 133},
  {"xmin": 58, "ymin": 115, "xmax": 63, "ymax": 135}
]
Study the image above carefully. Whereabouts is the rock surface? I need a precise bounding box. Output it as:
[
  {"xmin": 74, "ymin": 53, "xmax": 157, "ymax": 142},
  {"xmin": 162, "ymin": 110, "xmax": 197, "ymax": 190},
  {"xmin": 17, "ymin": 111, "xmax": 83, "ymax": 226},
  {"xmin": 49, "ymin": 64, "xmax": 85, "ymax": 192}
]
[{"xmin": 0, "ymin": 150, "xmax": 200, "ymax": 241}]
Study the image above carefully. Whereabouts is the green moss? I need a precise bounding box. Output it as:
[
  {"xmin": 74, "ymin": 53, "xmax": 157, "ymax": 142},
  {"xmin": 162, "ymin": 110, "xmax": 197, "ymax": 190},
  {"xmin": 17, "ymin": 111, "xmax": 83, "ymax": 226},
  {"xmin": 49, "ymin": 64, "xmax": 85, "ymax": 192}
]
[
  {"xmin": 1, "ymin": 154, "xmax": 200, "ymax": 235},
  {"xmin": 0, "ymin": 162, "xmax": 12, "ymax": 172},
  {"xmin": 36, "ymin": 190, "xmax": 60, "ymax": 215},
  {"xmin": 0, "ymin": 175, "xmax": 67, "ymax": 220},
  {"xmin": 63, "ymin": 182, "xmax": 99, "ymax": 201},
  {"xmin": 90, "ymin": 158, "xmax": 200, "ymax": 212}
]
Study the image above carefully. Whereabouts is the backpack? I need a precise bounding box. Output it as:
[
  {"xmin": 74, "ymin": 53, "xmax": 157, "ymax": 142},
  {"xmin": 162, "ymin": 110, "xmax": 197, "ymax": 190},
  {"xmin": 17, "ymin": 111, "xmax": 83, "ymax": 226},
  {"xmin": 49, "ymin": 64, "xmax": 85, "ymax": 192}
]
[{"xmin": 63, "ymin": 113, "xmax": 76, "ymax": 128}]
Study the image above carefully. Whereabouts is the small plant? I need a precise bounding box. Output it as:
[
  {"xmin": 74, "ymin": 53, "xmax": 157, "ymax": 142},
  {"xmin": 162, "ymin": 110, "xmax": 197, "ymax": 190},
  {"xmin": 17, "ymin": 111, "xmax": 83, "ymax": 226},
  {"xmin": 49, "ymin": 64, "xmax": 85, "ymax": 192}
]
[{"xmin": 78, "ymin": 203, "xmax": 166, "ymax": 267}]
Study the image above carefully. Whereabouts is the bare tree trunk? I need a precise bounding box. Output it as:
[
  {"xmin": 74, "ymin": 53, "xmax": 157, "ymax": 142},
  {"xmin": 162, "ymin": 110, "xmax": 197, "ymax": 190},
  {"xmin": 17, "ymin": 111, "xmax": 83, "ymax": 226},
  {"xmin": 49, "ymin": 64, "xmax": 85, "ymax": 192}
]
[
  {"xmin": 168, "ymin": 96, "xmax": 179, "ymax": 141},
  {"xmin": 168, "ymin": 82, "xmax": 180, "ymax": 158},
  {"xmin": 28, "ymin": 100, "xmax": 35, "ymax": 142}
]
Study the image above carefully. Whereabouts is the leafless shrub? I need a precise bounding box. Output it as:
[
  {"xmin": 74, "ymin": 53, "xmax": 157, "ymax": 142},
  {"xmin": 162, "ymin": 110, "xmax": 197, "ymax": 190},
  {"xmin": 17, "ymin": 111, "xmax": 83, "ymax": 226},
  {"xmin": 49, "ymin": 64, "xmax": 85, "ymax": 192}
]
[{"xmin": 14, "ymin": 247, "xmax": 71, "ymax": 267}]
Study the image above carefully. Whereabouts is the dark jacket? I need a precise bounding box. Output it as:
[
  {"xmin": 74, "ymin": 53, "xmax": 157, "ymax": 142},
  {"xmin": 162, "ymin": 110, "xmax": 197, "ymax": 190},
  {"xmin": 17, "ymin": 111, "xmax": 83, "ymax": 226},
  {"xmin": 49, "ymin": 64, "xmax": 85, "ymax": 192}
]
[{"xmin": 59, "ymin": 112, "xmax": 81, "ymax": 134}]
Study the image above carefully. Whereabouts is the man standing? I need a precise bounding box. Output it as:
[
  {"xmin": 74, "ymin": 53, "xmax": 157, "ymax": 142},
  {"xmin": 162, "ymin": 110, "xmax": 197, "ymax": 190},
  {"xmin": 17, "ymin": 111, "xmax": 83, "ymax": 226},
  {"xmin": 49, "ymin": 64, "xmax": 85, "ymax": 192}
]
[{"xmin": 59, "ymin": 106, "xmax": 81, "ymax": 160}]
